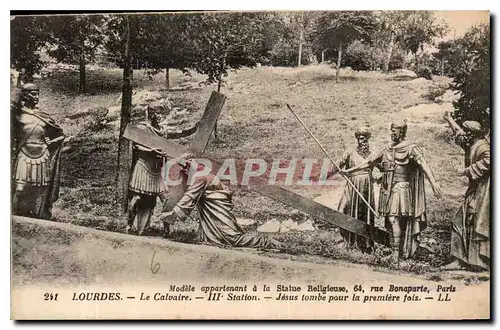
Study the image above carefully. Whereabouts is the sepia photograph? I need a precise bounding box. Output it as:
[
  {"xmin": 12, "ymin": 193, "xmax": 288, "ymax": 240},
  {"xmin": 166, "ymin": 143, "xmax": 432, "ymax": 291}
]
[{"xmin": 9, "ymin": 9, "xmax": 490, "ymax": 320}]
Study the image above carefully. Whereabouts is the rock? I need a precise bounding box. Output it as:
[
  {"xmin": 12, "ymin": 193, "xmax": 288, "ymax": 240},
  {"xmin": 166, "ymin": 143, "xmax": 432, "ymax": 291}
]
[
  {"xmin": 296, "ymin": 219, "xmax": 316, "ymax": 231},
  {"xmin": 434, "ymin": 96, "xmax": 445, "ymax": 104},
  {"xmin": 412, "ymin": 77, "xmax": 429, "ymax": 85},
  {"xmin": 257, "ymin": 219, "xmax": 280, "ymax": 233},
  {"xmin": 393, "ymin": 69, "xmax": 416, "ymax": 77},
  {"xmin": 281, "ymin": 219, "xmax": 299, "ymax": 231},
  {"xmin": 313, "ymin": 184, "xmax": 344, "ymax": 210},
  {"xmin": 279, "ymin": 226, "xmax": 290, "ymax": 233},
  {"xmin": 236, "ymin": 218, "xmax": 256, "ymax": 227},
  {"xmin": 133, "ymin": 90, "xmax": 164, "ymax": 107},
  {"xmin": 439, "ymin": 90, "xmax": 460, "ymax": 103},
  {"xmin": 401, "ymin": 103, "xmax": 454, "ymax": 117},
  {"xmin": 173, "ymin": 109, "xmax": 188, "ymax": 120}
]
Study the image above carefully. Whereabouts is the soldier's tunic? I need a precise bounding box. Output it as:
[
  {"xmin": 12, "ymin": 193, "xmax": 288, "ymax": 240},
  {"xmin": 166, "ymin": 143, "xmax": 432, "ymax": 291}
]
[
  {"xmin": 336, "ymin": 148, "xmax": 376, "ymax": 252},
  {"xmin": 171, "ymin": 174, "xmax": 281, "ymax": 249},
  {"xmin": 127, "ymin": 123, "xmax": 167, "ymax": 234},
  {"xmin": 12, "ymin": 107, "xmax": 64, "ymax": 219},
  {"xmin": 450, "ymin": 134, "xmax": 490, "ymax": 271},
  {"xmin": 368, "ymin": 141, "xmax": 427, "ymax": 258}
]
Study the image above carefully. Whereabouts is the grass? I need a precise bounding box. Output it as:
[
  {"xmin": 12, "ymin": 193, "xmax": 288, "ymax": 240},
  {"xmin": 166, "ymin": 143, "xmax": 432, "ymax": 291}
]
[{"xmin": 34, "ymin": 64, "xmax": 472, "ymax": 278}]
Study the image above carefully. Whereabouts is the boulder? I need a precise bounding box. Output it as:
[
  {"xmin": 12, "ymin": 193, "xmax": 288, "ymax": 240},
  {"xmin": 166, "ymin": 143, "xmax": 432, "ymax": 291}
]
[
  {"xmin": 133, "ymin": 89, "xmax": 164, "ymax": 107},
  {"xmin": 257, "ymin": 219, "xmax": 281, "ymax": 233},
  {"xmin": 281, "ymin": 219, "xmax": 299, "ymax": 231},
  {"xmin": 393, "ymin": 69, "xmax": 417, "ymax": 77},
  {"xmin": 436, "ymin": 90, "xmax": 460, "ymax": 103},
  {"xmin": 296, "ymin": 219, "xmax": 316, "ymax": 231},
  {"xmin": 236, "ymin": 218, "xmax": 256, "ymax": 227}
]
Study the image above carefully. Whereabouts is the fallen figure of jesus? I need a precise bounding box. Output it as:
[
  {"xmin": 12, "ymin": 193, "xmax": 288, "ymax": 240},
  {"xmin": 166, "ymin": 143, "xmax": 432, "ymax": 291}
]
[{"xmin": 159, "ymin": 154, "xmax": 283, "ymax": 251}]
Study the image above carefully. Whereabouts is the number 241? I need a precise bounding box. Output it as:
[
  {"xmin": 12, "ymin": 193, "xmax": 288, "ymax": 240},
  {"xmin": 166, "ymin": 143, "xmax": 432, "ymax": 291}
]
[{"xmin": 44, "ymin": 293, "xmax": 58, "ymax": 301}]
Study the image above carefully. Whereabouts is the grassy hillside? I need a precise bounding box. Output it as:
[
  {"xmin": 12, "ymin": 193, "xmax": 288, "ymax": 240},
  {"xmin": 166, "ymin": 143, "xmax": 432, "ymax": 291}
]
[{"xmin": 34, "ymin": 64, "xmax": 468, "ymax": 276}]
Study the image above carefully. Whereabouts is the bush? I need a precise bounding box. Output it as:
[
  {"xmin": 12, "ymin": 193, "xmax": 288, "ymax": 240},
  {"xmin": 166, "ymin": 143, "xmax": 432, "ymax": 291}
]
[
  {"xmin": 269, "ymin": 39, "xmax": 314, "ymax": 67},
  {"xmin": 388, "ymin": 48, "xmax": 408, "ymax": 71},
  {"xmin": 447, "ymin": 24, "xmax": 490, "ymax": 128},
  {"xmin": 415, "ymin": 66, "xmax": 433, "ymax": 80},
  {"xmin": 344, "ymin": 40, "xmax": 385, "ymax": 71},
  {"xmin": 423, "ymin": 83, "xmax": 448, "ymax": 101}
]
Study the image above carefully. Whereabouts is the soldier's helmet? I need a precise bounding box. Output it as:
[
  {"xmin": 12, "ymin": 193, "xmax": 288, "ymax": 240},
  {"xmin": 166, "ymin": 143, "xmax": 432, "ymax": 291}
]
[
  {"xmin": 390, "ymin": 119, "xmax": 408, "ymax": 136},
  {"xmin": 21, "ymin": 83, "xmax": 40, "ymax": 93}
]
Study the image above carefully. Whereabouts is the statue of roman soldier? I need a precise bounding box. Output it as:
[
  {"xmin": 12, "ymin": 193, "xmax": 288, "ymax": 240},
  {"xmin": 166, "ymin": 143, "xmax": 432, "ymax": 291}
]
[
  {"xmin": 126, "ymin": 106, "xmax": 198, "ymax": 235},
  {"xmin": 12, "ymin": 83, "xmax": 65, "ymax": 220}
]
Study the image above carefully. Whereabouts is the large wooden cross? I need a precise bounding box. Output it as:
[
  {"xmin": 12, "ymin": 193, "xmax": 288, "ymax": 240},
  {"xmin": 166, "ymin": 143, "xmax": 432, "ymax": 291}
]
[
  {"xmin": 119, "ymin": 91, "xmax": 226, "ymax": 213},
  {"xmin": 122, "ymin": 105, "xmax": 390, "ymax": 247},
  {"xmin": 163, "ymin": 91, "xmax": 227, "ymax": 212}
]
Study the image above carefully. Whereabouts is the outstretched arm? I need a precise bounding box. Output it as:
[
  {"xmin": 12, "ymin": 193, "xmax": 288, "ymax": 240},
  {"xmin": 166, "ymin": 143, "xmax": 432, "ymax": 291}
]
[
  {"xmin": 444, "ymin": 112, "xmax": 469, "ymax": 150},
  {"xmin": 327, "ymin": 151, "xmax": 348, "ymax": 178},
  {"xmin": 160, "ymin": 177, "xmax": 208, "ymax": 224},
  {"xmin": 443, "ymin": 111, "xmax": 462, "ymax": 134},
  {"xmin": 415, "ymin": 155, "xmax": 443, "ymax": 198},
  {"xmin": 133, "ymin": 144, "xmax": 166, "ymax": 158},
  {"xmin": 342, "ymin": 150, "xmax": 382, "ymax": 175},
  {"xmin": 165, "ymin": 123, "xmax": 199, "ymax": 139}
]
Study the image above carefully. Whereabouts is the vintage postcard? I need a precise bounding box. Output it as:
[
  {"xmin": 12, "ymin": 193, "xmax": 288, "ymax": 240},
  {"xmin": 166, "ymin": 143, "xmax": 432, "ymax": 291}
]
[{"xmin": 10, "ymin": 10, "xmax": 490, "ymax": 320}]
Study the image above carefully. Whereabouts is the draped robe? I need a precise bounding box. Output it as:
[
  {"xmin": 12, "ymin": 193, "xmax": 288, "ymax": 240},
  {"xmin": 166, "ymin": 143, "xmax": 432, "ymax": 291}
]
[
  {"xmin": 172, "ymin": 174, "xmax": 280, "ymax": 249},
  {"xmin": 336, "ymin": 149, "xmax": 376, "ymax": 252},
  {"xmin": 450, "ymin": 137, "xmax": 490, "ymax": 271}
]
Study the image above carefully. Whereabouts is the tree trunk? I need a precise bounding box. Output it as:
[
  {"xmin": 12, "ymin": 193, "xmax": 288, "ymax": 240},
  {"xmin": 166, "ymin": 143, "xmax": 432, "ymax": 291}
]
[
  {"xmin": 414, "ymin": 52, "xmax": 419, "ymax": 73},
  {"xmin": 336, "ymin": 43, "xmax": 342, "ymax": 83},
  {"xmin": 117, "ymin": 17, "xmax": 134, "ymax": 211},
  {"xmin": 165, "ymin": 67, "xmax": 170, "ymax": 89},
  {"xmin": 321, "ymin": 51, "xmax": 325, "ymax": 63},
  {"xmin": 384, "ymin": 31, "xmax": 395, "ymax": 72},
  {"xmin": 213, "ymin": 77, "xmax": 222, "ymax": 141},
  {"xmin": 298, "ymin": 28, "xmax": 303, "ymax": 67},
  {"xmin": 79, "ymin": 54, "xmax": 86, "ymax": 93}
]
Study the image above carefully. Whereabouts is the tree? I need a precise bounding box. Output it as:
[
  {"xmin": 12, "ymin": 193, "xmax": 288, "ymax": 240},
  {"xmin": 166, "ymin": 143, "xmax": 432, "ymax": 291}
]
[
  {"xmin": 269, "ymin": 13, "xmax": 312, "ymax": 67},
  {"xmin": 433, "ymin": 40, "xmax": 453, "ymax": 76},
  {"xmin": 396, "ymin": 11, "xmax": 448, "ymax": 71},
  {"xmin": 312, "ymin": 11, "xmax": 377, "ymax": 82},
  {"xmin": 447, "ymin": 24, "xmax": 490, "ymax": 129},
  {"xmin": 376, "ymin": 11, "xmax": 407, "ymax": 72},
  {"xmin": 281, "ymin": 11, "xmax": 320, "ymax": 67},
  {"xmin": 46, "ymin": 14, "xmax": 107, "ymax": 93},
  {"xmin": 105, "ymin": 14, "xmax": 139, "ymax": 207},
  {"xmin": 375, "ymin": 11, "xmax": 448, "ymax": 72},
  {"xmin": 132, "ymin": 13, "xmax": 195, "ymax": 89},
  {"xmin": 10, "ymin": 15, "xmax": 51, "ymax": 83},
  {"xmin": 184, "ymin": 12, "xmax": 276, "ymax": 138},
  {"xmin": 187, "ymin": 13, "xmax": 272, "ymax": 86}
]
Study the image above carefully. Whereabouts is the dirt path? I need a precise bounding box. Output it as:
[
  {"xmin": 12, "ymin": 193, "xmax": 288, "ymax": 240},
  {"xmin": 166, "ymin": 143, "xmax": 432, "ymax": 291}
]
[
  {"xmin": 12, "ymin": 215, "xmax": 489, "ymax": 319},
  {"xmin": 12, "ymin": 215, "xmax": 486, "ymax": 286}
]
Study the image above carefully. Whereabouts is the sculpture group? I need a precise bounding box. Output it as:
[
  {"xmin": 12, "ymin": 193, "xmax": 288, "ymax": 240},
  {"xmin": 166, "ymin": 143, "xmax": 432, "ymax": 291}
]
[{"xmin": 11, "ymin": 82, "xmax": 490, "ymax": 272}]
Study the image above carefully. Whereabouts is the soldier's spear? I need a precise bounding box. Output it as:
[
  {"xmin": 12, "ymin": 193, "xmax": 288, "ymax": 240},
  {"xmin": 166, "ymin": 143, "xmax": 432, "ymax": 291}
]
[{"xmin": 286, "ymin": 104, "xmax": 380, "ymax": 219}]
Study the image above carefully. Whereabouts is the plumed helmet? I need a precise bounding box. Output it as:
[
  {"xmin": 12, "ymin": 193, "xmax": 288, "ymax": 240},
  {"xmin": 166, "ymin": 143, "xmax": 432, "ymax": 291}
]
[
  {"xmin": 390, "ymin": 119, "xmax": 408, "ymax": 136},
  {"xmin": 21, "ymin": 83, "xmax": 39, "ymax": 92}
]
